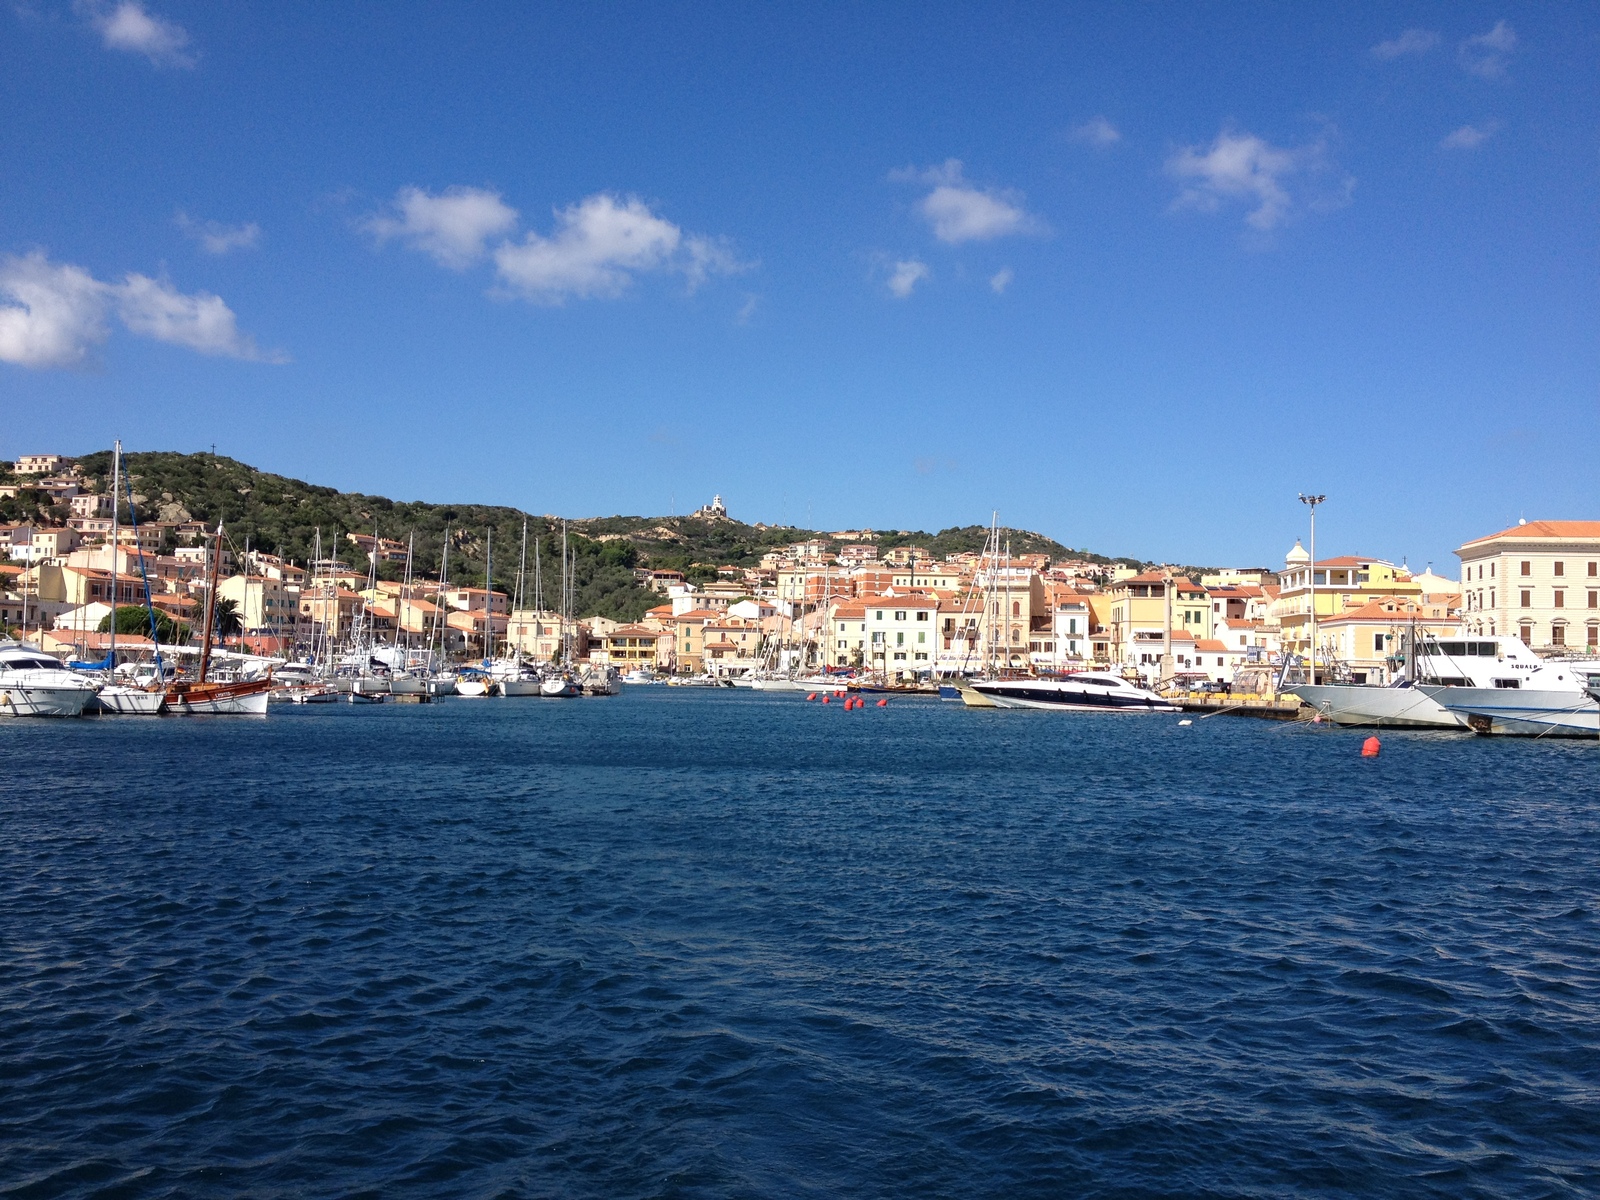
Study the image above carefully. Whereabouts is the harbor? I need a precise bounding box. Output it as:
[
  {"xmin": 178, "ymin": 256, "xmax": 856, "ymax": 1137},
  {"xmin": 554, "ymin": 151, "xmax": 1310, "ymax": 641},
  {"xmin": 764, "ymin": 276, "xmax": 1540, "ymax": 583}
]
[{"xmin": 3, "ymin": 452, "xmax": 1596, "ymax": 738}]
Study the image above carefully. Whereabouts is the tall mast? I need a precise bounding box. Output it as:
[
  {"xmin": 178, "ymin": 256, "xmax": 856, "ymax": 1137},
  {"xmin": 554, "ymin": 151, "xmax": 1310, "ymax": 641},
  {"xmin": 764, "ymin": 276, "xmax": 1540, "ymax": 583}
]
[
  {"xmin": 199, "ymin": 520, "xmax": 223, "ymax": 683},
  {"xmin": 484, "ymin": 527, "xmax": 493, "ymax": 661},
  {"xmin": 108, "ymin": 440, "xmax": 121, "ymax": 668},
  {"xmin": 514, "ymin": 517, "xmax": 528, "ymax": 660}
]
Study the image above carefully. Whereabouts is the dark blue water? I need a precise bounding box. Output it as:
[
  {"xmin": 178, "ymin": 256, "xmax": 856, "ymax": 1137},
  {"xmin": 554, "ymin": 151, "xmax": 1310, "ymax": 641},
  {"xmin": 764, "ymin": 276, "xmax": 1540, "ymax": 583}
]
[{"xmin": 2, "ymin": 691, "xmax": 1597, "ymax": 1198}]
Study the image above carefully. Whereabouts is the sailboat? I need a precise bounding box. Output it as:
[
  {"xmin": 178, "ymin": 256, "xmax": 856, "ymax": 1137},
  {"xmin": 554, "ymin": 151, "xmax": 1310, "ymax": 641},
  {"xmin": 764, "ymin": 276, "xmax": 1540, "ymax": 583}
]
[
  {"xmin": 455, "ymin": 527, "xmax": 499, "ymax": 697},
  {"xmin": 495, "ymin": 520, "xmax": 543, "ymax": 696},
  {"xmin": 80, "ymin": 441, "xmax": 165, "ymax": 713},
  {"xmin": 540, "ymin": 521, "xmax": 581, "ymax": 697},
  {"xmin": 164, "ymin": 520, "xmax": 272, "ymax": 715}
]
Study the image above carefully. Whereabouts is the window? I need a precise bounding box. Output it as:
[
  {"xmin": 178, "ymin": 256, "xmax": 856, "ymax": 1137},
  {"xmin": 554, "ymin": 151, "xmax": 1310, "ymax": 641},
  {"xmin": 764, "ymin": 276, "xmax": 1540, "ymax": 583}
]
[
  {"xmin": 874, "ymin": 611, "xmax": 884, "ymax": 621},
  {"xmin": 1490, "ymin": 589, "xmax": 1495, "ymax": 607},
  {"xmin": 916, "ymin": 610, "xmax": 929, "ymax": 621},
  {"xmin": 917, "ymin": 631, "xmax": 926, "ymax": 644},
  {"xmin": 1012, "ymin": 601, "xmax": 1021, "ymax": 617},
  {"xmin": 1554, "ymin": 590, "xmax": 1565, "ymax": 608},
  {"xmin": 1012, "ymin": 629, "xmax": 1020, "ymax": 643},
  {"xmin": 1373, "ymin": 633, "xmax": 1385, "ymax": 653},
  {"xmin": 895, "ymin": 631, "xmax": 904, "ymax": 646},
  {"xmin": 1552, "ymin": 625, "xmax": 1566, "ymax": 647},
  {"xmin": 1555, "ymin": 561, "xmax": 1565, "ymax": 577},
  {"xmin": 1590, "ymin": 626, "xmax": 1598, "ymax": 648},
  {"xmin": 1520, "ymin": 624, "xmax": 1532, "ymax": 644},
  {"xmin": 1521, "ymin": 590, "xmax": 1531, "ymax": 608},
  {"xmin": 1591, "ymin": 591, "xmax": 1598, "ymax": 609},
  {"xmin": 894, "ymin": 610, "xmax": 906, "ymax": 621},
  {"xmin": 1589, "ymin": 562, "xmax": 1598, "ymax": 577},
  {"xmin": 1520, "ymin": 561, "xmax": 1531, "ymax": 576}
]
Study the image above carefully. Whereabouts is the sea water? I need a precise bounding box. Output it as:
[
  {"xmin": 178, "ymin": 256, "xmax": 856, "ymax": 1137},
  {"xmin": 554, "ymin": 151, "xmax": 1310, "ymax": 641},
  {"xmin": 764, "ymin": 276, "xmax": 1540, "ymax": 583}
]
[{"xmin": 1, "ymin": 690, "xmax": 1596, "ymax": 1197}]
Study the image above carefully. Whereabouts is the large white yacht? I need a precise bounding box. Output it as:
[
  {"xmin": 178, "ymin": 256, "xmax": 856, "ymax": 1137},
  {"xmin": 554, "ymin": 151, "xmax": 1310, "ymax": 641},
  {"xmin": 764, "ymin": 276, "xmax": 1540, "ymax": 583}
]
[
  {"xmin": 1426, "ymin": 658, "xmax": 1600, "ymax": 738},
  {"xmin": 1292, "ymin": 636, "xmax": 1592, "ymax": 730},
  {"xmin": 970, "ymin": 672, "xmax": 1179, "ymax": 712},
  {"xmin": 0, "ymin": 641, "xmax": 100, "ymax": 717}
]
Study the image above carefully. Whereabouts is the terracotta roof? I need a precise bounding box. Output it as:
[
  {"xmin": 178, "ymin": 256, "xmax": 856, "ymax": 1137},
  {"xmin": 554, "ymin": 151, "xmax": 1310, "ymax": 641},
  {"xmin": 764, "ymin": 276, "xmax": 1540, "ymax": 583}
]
[
  {"xmin": 1193, "ymin": 639, "xmax": 1228, "ymax": 652},
  {"xmin": 607, "ymin": 624, "xmax": 663, "ymax": 637},
  {"xmin": 1318, "ymin": 599, "xmax": 1451, "ymax": 624},
  {"xmin": 673, "ymin": 608, "xmax": 721, "ymax": 621},
  {"xmin": 1459, "ymin": 521, "xmax": 1600, "ymax": 548}
]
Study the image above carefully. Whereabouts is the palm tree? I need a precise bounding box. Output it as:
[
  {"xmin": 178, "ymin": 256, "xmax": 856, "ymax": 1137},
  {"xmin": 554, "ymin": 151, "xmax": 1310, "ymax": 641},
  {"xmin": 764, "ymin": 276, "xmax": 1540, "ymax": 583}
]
[{"xmin": 213, "ymin": 597, "xmax": 243, "ymax": 640}]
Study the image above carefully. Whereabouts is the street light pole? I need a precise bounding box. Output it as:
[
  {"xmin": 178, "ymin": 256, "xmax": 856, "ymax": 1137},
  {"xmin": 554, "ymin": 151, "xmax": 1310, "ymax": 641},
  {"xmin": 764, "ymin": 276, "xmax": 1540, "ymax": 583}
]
[{"xmin": 1299, "ymin": 493, "xmax": 1326, "ymax": 683}]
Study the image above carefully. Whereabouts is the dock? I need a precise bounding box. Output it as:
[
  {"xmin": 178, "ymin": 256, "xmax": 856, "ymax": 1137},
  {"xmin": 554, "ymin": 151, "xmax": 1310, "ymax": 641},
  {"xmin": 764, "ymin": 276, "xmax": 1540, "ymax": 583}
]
[{"xmin": 1174, "ymin": 695, "xmax": 1303, "ymax": 721}]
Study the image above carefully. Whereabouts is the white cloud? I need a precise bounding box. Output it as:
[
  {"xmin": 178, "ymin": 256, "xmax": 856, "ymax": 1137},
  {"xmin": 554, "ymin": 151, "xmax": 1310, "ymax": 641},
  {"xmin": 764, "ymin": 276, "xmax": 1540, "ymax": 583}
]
[
  {"xmin": 989, "ymin": 267, "xmax": 1014, "ymax": 294},
  {"xmin": 175, "ymin": 212, "xmax": 260, "ymax": 255},
  {"xmin": 0, "ymin": 251, "xmax": 280, "ymax": 369},
  {"xmin": 887, "ymin": 259, "xmax": 929, "ymax": 299},
  {"xmin": 493, "ymin": 193, "xmax": 743, "ymax": 302},
  {"xmin": 892, "ymin": 159, "xmax": 1044, "ymax": 244},
  {"xmin": 0, "ymin": 252, "xmax": 112, "ymax": 368},
  {"xmin": 116, "ymin": 273, "xmax": 278, "ymax": 360},
  {"xmin": 1441, "ymin": 121, "xmax": 1502, "ymax": 150},
  {"xmin": 367, "ymin": 185, "xmax": 519, "ymax": 270},
  {"xmin": 1460, "ymin": 20, "xmax": 1516, "ymax": 78},
  {"xmin": 89, "ymin": 1, "xmax": 194, "ymax": 68},
  {"xmin": 1371, "ymin": 29, "xmax": 1439, "ymax": 59},
  {"xmin": 1071, "ymin": 117, "xmax": 1121, "ymax": 147},
  {"xmin": 1166, "ymin": 128, "xmax": 1350, "ymax": 232}
]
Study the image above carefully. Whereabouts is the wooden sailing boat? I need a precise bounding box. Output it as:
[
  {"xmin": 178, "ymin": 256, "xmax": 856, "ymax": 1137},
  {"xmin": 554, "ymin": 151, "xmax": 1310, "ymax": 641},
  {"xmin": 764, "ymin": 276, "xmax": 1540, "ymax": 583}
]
[{"xmin": 164, "ymin": 520, "xmax": 272, "ymax": 715}]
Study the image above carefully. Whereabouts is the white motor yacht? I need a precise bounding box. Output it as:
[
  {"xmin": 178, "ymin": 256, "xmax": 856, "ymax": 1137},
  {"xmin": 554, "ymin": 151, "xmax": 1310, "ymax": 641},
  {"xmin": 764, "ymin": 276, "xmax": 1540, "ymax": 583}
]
[
  {"xmin": 1425, "ymin": 658, "xmax": 1600, "ymax": 738},
  {"xmin": 1293, "ymin": 637, "xmax": 1587, "ymax": 730},
  {"xmin": 0, "ymin": 642, "xmax": 99, "ymax": 717},
  {"xmin": 971, "ymin": 672, "xmax": 1179, "ymax": 711}
]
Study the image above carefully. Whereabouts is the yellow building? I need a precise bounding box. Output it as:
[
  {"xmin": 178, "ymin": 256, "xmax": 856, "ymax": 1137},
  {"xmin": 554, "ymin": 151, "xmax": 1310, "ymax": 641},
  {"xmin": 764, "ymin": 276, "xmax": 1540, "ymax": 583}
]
[{"xmin": 1275, "ymin": 541, "xmax": 1422, "ymax": 655}]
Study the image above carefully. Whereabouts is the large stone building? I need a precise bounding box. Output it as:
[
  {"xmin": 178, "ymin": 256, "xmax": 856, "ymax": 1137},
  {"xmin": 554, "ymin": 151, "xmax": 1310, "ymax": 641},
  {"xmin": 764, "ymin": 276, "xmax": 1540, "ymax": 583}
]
[{"xmin": 1456, "ymin": 520, "xmax": 1600, "ymax": 651}]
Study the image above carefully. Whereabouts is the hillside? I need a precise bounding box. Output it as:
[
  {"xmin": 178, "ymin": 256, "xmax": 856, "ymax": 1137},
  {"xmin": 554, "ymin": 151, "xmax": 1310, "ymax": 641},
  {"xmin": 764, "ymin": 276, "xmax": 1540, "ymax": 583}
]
[{"xmin": 29, "ymin": 451, "xmax": 1185, "ymax": 621}]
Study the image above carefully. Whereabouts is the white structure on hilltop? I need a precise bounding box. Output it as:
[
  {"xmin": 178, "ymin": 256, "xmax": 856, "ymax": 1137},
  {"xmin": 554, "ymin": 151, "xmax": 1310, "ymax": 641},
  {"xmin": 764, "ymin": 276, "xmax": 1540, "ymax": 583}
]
[{"xmin": 690, "ymin": 494, "xmax": 729, "ymax": 520}]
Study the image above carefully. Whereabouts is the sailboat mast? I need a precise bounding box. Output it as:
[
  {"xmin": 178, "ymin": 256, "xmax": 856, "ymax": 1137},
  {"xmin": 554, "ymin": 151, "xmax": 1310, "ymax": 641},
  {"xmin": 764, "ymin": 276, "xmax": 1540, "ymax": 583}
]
[
  {"xmin": 484, "ymin": 527, "xmax": 493, "ymax": 661},
  {"xmin": 108, "ymin": 440, "xmax": 121, "ymax": 669},
  {"xmin": 199, "ymin": 520, "xmax": 223, "ymax": 683},
  {"xmin": 514, "ymin": 518, "xmax": 528, "ymax": 659}
]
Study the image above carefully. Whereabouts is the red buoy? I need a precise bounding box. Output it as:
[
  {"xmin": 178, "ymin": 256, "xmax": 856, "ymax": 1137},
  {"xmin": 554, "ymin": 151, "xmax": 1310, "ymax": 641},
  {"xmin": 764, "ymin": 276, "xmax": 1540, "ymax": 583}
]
[
  {"xmin": 806, "ymin": 693, "xmax": 817, "ymax": 701},
  {"xmin": 821, "ymin": 694, "xmax": 830, "ymax": 704},
  {"xmin": 1361, "ymin": 736, "xmax": 1381, "ymax": 757},
  {"xmin": 876, "ymin": 698, "xmax": 888, "ymax": 707}
]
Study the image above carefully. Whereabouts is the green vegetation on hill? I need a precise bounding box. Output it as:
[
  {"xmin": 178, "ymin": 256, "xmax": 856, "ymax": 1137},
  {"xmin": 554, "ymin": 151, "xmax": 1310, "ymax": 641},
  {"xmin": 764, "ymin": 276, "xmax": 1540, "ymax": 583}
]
[{"xmin": 52, "ymin": 451, "xmax": 1201, "ymax": 620}]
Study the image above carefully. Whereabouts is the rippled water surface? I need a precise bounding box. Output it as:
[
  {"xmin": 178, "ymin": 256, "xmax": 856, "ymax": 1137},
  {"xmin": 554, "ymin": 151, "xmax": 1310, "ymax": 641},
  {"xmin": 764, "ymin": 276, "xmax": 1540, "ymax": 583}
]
[{"xmin": 2, "ymin": 690, "xmax": 1598, "ymax": 1198}]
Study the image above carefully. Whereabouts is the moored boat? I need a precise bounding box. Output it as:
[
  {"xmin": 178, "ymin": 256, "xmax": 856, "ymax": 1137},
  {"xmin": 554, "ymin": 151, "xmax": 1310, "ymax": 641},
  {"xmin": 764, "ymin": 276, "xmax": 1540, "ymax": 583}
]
[
  {"xmin": 971, "ymin": 672, "xmax": 1178, "ymax": 712},
  {"xmin": 0, "ymin": 641, "xmax": 100, "ymax": 717}
]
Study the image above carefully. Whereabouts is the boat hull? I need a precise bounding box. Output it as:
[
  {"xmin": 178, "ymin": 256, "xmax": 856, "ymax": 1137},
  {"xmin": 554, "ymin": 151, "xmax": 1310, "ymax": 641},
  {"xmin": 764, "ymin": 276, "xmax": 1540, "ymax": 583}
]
[
  {"xmin": 455, "ymin": 679, "xmax": 494, "ymax": 697},
  {"xmin": 498, "ymin": 678, "xmax": 543, "ymax": 697},
  {"xmin": 1426, "ymin": 686, "xmax": 1600, "ymax": 738},
  {"xmin": 0, "ymin": 683, "xmax": 94, "ymax": 717},
  {"xmin": 971, "ymin": 680, "xmax": 1178, "ymax": 712},
  {"xmin": 389, "ymin": 676, "xmax": 427, "ymax": 695},
  {"xmin": 540, "ymin": 679, "xmax": 581, "ymax": 697},
  {"xmin": 1289, "ymin": 684, "xmax": 1466, "ymax": 729},
  {"xmin": 85, "ymin": 686, "xmax": 166, "ymax": 715},
  {"xmin": 165, "ymin": 679, "xmax": 271, "ymax": 715}
]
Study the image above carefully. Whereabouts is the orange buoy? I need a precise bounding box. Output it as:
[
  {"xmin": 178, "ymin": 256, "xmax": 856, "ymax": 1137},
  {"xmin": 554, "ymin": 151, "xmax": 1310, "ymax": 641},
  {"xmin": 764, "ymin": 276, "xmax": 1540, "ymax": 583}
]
[
  {"xmin": 821, "ymin": 694, "xmax": 831, "ymax": 704},
  {"xmin": 876, "ymin": 698, "xmax": 888, "ymax": 707},
  {"xmin": 806, "ymin": 693, "xmax": 817, "ymax": 701},
  {"xmin": 1361, "ymin": 736, "xmax": 1381, "ymax": 757}
]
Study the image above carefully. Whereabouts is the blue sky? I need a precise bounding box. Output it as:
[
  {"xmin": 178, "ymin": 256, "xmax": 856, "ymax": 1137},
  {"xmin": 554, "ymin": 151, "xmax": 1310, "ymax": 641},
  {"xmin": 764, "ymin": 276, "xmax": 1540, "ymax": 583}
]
[{"xmin": 2, "ymin": 3, "xmax": 1595, "ymax": 573}]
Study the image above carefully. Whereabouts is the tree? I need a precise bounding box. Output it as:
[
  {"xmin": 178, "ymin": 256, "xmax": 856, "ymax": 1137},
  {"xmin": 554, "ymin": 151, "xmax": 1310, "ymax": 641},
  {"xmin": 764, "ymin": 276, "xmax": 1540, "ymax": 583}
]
[
  {"xmin": 98, "ymin": 604, "xmax": 187, "ymax": 643},
  {"xmin": 213, "ymin": 597, "xmax": 243, "ymax": 639}
]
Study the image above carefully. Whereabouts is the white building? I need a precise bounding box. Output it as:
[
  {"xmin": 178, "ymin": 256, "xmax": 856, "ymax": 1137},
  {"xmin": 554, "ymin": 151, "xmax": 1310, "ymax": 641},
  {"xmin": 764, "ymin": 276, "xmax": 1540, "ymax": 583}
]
[{"xmin": 1456, "ymin": 520, "xmax": 1600, "ymax": 652}]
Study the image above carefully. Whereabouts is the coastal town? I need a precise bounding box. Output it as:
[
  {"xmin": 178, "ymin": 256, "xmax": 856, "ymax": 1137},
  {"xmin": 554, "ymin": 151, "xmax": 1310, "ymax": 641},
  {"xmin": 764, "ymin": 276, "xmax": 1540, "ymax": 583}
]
[{"xmin": 4, "ymin": 451, "xmax": 1598, "ymax": 719}]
